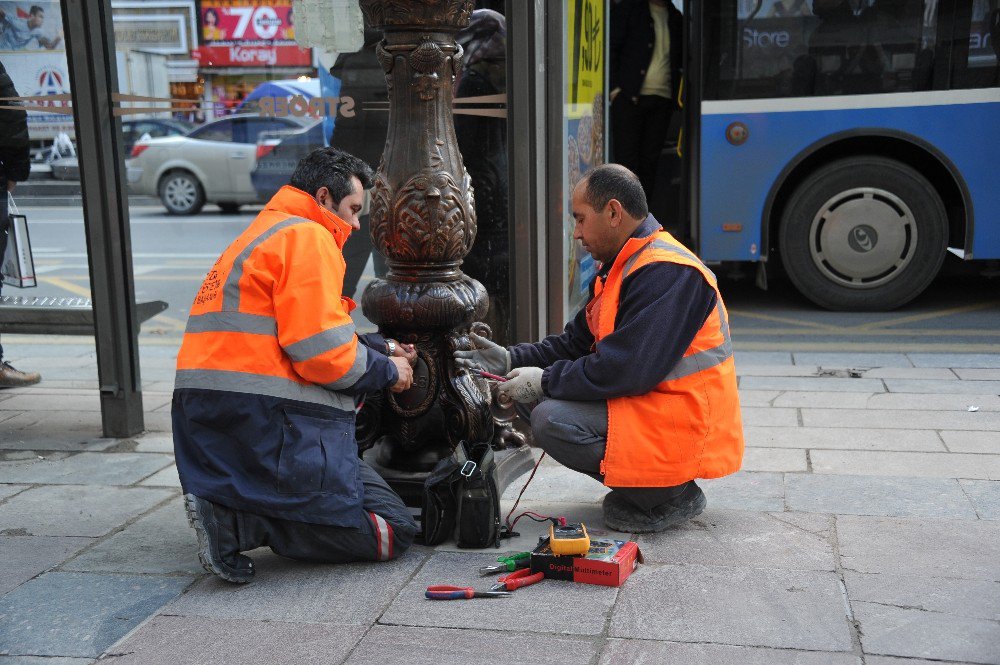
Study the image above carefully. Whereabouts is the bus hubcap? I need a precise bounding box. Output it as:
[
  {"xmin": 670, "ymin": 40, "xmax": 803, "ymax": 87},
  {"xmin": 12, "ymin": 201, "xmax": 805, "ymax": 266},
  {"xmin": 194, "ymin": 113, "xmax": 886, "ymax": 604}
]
[{"xmin": 809, "ymin": 187, "xmax": 916, "ymax": 289}]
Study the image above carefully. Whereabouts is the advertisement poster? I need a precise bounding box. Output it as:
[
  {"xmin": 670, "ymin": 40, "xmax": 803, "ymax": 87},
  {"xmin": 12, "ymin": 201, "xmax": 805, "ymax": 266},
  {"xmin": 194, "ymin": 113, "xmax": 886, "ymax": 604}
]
[
  {"xmin": 0, "ymin": 1, "xmax": 72, "ymax": 139},
  {"xmin": 564, "ymin": 0, "xmax": 605, "ymax": 318},
  {"xmin": 196, "ymin": 1, "xmax": 310, "ymax": 67}
]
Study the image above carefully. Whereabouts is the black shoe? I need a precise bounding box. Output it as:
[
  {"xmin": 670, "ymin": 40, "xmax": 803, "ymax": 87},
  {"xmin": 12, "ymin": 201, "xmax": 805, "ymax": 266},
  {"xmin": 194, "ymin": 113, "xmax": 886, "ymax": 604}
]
[
  {"xmin": 602, "ymin": 482, "xmax": 707, "ymax": 533},
  {"xmin": 184, "ymin": 494, "xmax": 255, "ymax": 583}
]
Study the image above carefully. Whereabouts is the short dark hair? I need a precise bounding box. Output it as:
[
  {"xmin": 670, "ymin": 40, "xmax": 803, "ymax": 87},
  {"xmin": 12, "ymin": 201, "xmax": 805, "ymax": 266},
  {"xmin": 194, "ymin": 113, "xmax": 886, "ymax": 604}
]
[
  {"xmin": 581, "ymin": 163, "xmax": 648, "ymax": 220},
  {"xmin": 290, "ymin": 147, "xmax": 374, "ymax": 204},
  {"xmin": 30, "ymin": 5, "xmax": 43, "ymax": 15}
]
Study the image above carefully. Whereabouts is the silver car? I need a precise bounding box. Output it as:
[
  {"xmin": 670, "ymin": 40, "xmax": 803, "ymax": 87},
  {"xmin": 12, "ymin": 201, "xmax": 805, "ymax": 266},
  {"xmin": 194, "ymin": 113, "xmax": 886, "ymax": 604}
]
[{"xmin": 126, "ymin": 114, "xmax": 307, "ymax": 215}]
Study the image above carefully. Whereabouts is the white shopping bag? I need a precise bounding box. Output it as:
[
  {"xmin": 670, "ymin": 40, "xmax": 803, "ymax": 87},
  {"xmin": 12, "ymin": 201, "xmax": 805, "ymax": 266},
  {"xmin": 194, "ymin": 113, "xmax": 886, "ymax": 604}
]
[{"xmin": 1, "ymin": 195, "xmax": 36, "ymax": 288}]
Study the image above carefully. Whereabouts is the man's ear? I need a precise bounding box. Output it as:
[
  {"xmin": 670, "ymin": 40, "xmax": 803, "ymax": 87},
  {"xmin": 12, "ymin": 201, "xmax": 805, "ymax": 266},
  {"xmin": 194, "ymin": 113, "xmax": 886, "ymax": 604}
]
[
  {"xmin": 314, "ymin": 186, "xmax": 330, "ymax": 207},
  {"xmin": 607, "ymin": 199, "xmax": 624, "ymax": 227}
]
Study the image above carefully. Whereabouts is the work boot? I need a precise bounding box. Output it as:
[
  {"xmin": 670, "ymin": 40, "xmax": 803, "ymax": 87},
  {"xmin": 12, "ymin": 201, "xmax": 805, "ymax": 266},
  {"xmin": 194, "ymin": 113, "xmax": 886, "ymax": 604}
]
[
  {"xmin": 0, "ymin": 361, "xmax": 41, "ymax": 388},
  {"xmin": 602, "ymin": 482, "xmax": 707, "ymax": 533},
  {"xmin": 184, "ymin": 494, "xmax": 255, "ymax": 583}
]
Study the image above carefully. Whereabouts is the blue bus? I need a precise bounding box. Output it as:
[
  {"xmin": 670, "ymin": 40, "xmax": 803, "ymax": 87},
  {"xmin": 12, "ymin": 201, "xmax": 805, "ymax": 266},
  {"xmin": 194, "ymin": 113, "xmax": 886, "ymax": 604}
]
[{"xmin": 684, "ymin": 0, "xmax": 999, "ymax": 310}]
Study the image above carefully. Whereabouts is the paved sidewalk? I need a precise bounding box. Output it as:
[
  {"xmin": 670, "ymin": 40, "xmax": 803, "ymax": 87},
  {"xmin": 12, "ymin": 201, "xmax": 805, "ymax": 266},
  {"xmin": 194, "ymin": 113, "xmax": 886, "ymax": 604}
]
[{"xmin": 0, "ymin": 341, "xmax": 998, "ymax": 664}]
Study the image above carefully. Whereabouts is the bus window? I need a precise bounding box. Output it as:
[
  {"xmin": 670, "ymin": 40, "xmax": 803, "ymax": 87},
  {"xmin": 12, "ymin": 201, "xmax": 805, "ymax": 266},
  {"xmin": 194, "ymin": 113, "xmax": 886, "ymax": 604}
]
[
  {"xmin": 705, "ymin": 0, "xmax": 940, "ymax": 99},
  {"xmin": 954, "ymin": 0, "xmax": 1000, "ymax": 88}
]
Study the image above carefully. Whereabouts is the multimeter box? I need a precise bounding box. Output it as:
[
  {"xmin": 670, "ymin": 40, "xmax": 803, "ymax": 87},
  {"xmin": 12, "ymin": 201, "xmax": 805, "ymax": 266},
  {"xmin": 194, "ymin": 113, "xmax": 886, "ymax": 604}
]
[{"xmin": 530, "ymin": 538, "xmax": 643, "ymax": 587}]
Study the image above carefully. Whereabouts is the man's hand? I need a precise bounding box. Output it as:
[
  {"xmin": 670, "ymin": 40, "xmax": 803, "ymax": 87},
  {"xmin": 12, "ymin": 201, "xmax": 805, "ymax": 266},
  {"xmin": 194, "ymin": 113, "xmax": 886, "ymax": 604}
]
[
  {"xmin": 389, "ymin": 356, "xmax": 414, "ymax": 393},
  {"xmin": 454, "ymin": 332, "xmax": 510, "ymax": 375},
  {"xmin": 7, "ymin": 181, "xmax": 15, "ymax": 193},
  {"xmin": 388, "ymin": 339, "xmax": 418, "ymax": 366},
  {"xmin": 498, "ymin": 367, "xmax": 544, "ymax": 403}
]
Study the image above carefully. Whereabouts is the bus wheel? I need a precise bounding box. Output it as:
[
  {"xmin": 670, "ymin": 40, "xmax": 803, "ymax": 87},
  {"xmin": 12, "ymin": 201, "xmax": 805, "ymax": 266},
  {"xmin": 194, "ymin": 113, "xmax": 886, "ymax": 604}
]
[{"xmin": 779, "ymin": 156, "xmax": 947, "ymax": 311}]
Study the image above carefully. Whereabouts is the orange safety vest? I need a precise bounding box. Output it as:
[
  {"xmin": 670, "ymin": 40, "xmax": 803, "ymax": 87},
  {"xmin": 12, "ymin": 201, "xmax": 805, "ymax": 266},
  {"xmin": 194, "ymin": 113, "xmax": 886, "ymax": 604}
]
[
  {"xmin": 175, "ymin": 185, "xmax": 365, "ymax": 410},
  {"xmin": 591, "ymin": 230, "xmax": 744, "ymax": 487}
]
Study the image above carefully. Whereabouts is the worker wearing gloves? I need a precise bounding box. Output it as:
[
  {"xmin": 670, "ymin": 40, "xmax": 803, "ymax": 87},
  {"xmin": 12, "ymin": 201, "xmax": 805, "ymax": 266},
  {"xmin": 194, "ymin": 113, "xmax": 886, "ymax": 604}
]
[
  {"xmin": 456, "ymin": 164, "xmax": 743, "ymax": 533},
  {"xmin": 173, "ymin": 148, "xmax": 418, "ymax": 583}
]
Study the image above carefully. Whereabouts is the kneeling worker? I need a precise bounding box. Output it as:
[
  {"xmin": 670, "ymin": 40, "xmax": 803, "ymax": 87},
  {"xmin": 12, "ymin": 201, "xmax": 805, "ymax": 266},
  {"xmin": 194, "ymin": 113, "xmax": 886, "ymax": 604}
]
[
  {"xmin": 173, "ymin": 148, "xmax": 418, "ymax": 583},
  {"xmin": 456, "ymin": 164, "xmax": 743, "ymax": 533}
]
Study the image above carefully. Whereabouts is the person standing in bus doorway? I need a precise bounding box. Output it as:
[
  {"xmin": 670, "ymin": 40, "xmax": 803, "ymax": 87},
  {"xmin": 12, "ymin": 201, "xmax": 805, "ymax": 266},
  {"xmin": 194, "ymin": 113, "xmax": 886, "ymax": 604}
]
[
  {"xmin": 0, "ymin": 60, "xmax": 41, "ymax": 388},
  {"xmin": 609, "ymin": 0, "xmax": 682, "ymax": 200},
  {"xmin": 455, "ymin": 165, "xmax": 744, "ymax": 533}
]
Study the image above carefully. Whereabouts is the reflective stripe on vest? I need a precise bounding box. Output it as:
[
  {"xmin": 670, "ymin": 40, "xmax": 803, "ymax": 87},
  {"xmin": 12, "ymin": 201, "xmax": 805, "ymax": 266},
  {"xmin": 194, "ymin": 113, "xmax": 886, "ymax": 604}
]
[
  {"xmin": 176, "ymin": 368, "xmax": 355, "ymax": 411},
  {"xmin": 285, "ymin": 321, "xmax": 358, "ymax": 363},
  {"xmin": 185, "ymin": 311, "xmax": 277, "ymax": 336},
  {"xmin": 322, "ymin": 343, "xmax": 368, "ymax": 391},
  {"xmin": 222, "ymin": 217, "xmax": 309, "ymax": 311}
]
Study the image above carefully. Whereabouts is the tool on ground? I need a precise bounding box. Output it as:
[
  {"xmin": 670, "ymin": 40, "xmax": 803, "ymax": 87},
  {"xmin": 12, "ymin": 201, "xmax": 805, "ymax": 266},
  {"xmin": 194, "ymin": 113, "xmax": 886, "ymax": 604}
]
[
  {"xmin": 479, "ymin": 551, "xmax": 531, "ymax": 575},
  {"xmin": 549, "ymin": 522, "xmax": 591, "ymax": 556},
  {"xmin": 478, "ymin": 370, "xmax": 508, "ymax": 382},
  {"xmin": 425, "ymin": 585, "xmax": 511, "ymax": 600},
  {"xmin": 490, "ymin": 568, "xmax": 544, "ymax": 592}
]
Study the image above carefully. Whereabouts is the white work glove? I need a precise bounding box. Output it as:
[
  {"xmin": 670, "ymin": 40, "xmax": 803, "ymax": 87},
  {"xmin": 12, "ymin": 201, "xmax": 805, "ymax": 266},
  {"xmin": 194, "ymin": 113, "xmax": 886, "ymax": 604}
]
[
  {"xmin": 498, "ymin": 367, "xmax": 545, "ymax": 403},
  {"xmin": 453, "ymin": 331, "xmax": 510, "ymax": 376}
]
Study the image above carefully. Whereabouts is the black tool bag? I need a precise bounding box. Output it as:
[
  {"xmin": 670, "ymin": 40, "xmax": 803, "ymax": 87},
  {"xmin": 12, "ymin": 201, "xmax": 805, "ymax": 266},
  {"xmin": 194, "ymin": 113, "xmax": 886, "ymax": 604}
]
[{"xmin": 420, "ymin": 440, "xmax": 501, "ymax": 548}]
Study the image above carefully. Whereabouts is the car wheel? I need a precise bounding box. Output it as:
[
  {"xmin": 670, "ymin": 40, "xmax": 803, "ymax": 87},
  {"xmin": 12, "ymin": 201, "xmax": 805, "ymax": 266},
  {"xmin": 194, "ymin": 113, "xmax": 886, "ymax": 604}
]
[
  {"xmin": 159, "ymin": 171, "xmax": 205, "ymax": 215},
  {"xmin": 778, "ymin": 156, "xmax": 947, "ymax": 311},
  {"xmin": 218, "ymin": 202, "xmax": 241, "ymax": 214}
]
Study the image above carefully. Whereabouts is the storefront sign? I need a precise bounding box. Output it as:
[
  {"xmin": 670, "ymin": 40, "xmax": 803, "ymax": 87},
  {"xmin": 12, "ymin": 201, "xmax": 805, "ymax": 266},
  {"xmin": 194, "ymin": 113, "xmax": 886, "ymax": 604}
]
[
  {"xmin": 195, "ymin": 1, "xmax": 310, "ymax": 67},
  {"xmin": 113, "ymin": 16, "xmax": 188, "ymax": 55}
]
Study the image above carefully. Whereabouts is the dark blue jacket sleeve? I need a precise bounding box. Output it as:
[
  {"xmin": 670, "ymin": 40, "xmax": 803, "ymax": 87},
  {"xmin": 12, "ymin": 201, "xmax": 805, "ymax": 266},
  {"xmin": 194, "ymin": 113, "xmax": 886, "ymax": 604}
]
[
  {"xmin": 508, "ymin": 306, "xmax": 594, "ymax": 369},
  {"xmin": 542, "ymin": 262, "xmax": 717, "ymax": 401},
  {"xmin": 336, "ymin": 333, "xmax": 397, "ymax": 396}
]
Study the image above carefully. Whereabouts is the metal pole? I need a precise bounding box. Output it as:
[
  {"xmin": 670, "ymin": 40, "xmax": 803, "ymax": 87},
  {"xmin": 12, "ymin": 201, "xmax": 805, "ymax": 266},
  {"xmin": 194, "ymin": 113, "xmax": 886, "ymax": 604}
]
[{"xmin": 61, "ymin": 0, "xmax": 145, "ymax": 436}]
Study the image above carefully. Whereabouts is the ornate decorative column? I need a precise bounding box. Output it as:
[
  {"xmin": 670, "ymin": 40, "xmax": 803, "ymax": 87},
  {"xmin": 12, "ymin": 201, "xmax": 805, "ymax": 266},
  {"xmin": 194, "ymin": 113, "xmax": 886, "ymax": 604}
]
[{"xmin": 356, "ymin": 0, "xmax": 530, "ymax": 504}]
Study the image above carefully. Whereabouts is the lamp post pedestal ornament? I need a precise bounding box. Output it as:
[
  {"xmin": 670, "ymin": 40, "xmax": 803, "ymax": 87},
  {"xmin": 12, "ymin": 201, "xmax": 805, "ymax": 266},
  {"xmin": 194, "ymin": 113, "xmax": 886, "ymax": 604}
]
[{"xmin": 355, "ymin": 0, "xmax": 531, "ymax": 507}]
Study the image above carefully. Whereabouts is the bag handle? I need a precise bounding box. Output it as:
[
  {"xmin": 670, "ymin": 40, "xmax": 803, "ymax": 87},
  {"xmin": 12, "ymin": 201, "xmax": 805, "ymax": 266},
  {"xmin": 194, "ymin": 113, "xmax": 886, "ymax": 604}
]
[{"xmin": 7, "ymin": 192, "xmax": 18, "ymax": 217}]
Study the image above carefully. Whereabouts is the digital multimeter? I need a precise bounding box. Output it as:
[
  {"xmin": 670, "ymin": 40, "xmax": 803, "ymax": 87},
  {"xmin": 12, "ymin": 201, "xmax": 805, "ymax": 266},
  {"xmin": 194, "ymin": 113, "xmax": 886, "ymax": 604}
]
[{"xmin": 548, "ymin": 522, "xmax": 590, "ymax": 556}]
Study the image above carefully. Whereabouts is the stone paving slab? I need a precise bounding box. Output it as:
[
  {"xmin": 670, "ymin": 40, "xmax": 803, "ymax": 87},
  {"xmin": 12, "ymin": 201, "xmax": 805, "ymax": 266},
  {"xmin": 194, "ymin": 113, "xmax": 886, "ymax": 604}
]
[
  {"xmin": 0, "ymin": 656, "xmax": 94, "ymax": 664},
  {"xmin": 836, "ymin": 515, "xmax": 1000, "ymax": 581},
  {"xmin": 61, "ymin": 497, "xmax": 199, "ymax": 575},
  {"xmin": 0, "ymin": 484, "xmax": 29, "ymax": 501},
  {"xmin": 740, "ymin": 406, "xmax": 800, "ymax": 426},
  {"xmin": 598, "ymin": 638, "xmax": 859, "ymax": 664},
  {"xmin": 794, "ymin": 352, "xmax": 912, "ymax": 367},
  {"xmin": 740, "ymin": 376, "xmax": 886, "ymax": 393},
  {"xmin": 843, "ymin": 571, "xmax": 1000, "ymax": 621},
  {"xmin": 0, "ymin": 571, "xmax": 190, "ymax": 658},
  {"xmin": 742, "ymin": 447, "xmax": 807, "ymax": 472},
  {"xmin": 867, "ymin": 393, "xmax": 1000, "ymax": 411},
  {"xmin": 802, "ymin": 408, "xmax": 1000, "ymax": 431},
  {"xmin": 863, "ymin": 367, "xmax": 956, "ymax": 379},
  {"xmin": 345, "ymin": 625, "xmax": 599, "ymax": 665},
  {"xmin": 736, "ymin": 365, "xmax": 820, "ymax": 377},
  {"xmin": 0, "ymin": 394, "xmax": 102, "ymax": 412},
  {"xmin": 163, "ymin": 548, "xmax": 429, "ymax": 624},
  {"xmin": 379, "ymin": 551, "xmax": 617, "ymax": 636},
  {"xmin": 0, "ymin": 410, "xmax": 104, "ymax": 434},
  {"xmin": 700, "ymin": 472, "xmax": 785, "ymax": 512},
  {"xmin": 1, "ymin": 536, "xmax": 92, "ymax": 594},
  {"xmin": 960, "ymin": 479, "xmax": 1000, "ymax": 520},
  {"xmin": 909, "ymin": 353, "xmax": 1000, "ymax": 368},
  {"xmin": 954, "ymin": 368, "xmax": 1000, "ymax": 381},
  {"xmin": 810, "ymin": 450, "xmax": 1000, "ymax": 480},
  {"xmin": 852, "ymin": 600, "xmax": 1000, "ymax": 663},
  {"xmin": 884, "ymin": 378, "xmax": 1000, "ymax": 395},
  {"xmin": 744, "ymin": 426, "xmax": 946, "ymax": 452},
  {"xmin": 0, "ymin": 453, "xmax": 174, "ymax": 485},
  {"xmin": 0, "ymin": 485, "xmax": 173, "ymax": 537},
  {"xmin": 499, "ymin": 463, "xmax": 607, "ymax": 504},
  {"xmin": 138, "ymin": 464, "xmax": 180, "ymax": 488},
  {"xmin": 0, "ymin": 435, "xmax": 119, "ymax": 452},
  {"xmin": 736, "ymin": 390, "xmax": 780, "ymax": 406},
  {"xmin": 771, "ymin": 392, "xmax": 873, "ymax": 409},
  {"xmin": 608, "ymin": 564, "xmax": 853, "ymax": 651},
  {"xmin": 864, "ymin": 657, "xmax": 974, "ymax": 665},
  {"xmin": 941, "ymin": 431, "xmax": 999, "ymax": 453},
  {"xmin": 636, "ymin": 510, "xmax": 834, "ymax": 571},
  {"xmin": 784, "ymin": 474, "xmax": 979, "ymax": 519},
  {"xmin": 131, "ymin": 434, "xmax": 174, "ymax": 454},
  {"xmin": 98, "ymin": 615, "xmax": 367, "ymax": 665},
  {"xmin": 733, "ymin": 351, "xmax": 793, "ymax": 365}
]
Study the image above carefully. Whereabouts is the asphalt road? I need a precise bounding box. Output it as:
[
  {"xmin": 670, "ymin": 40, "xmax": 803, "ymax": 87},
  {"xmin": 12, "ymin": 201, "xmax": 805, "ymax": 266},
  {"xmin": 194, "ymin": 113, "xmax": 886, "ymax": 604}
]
[{"xmin": 11, "ymin": 204, "xmax": 1000, "ymax": 353}]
